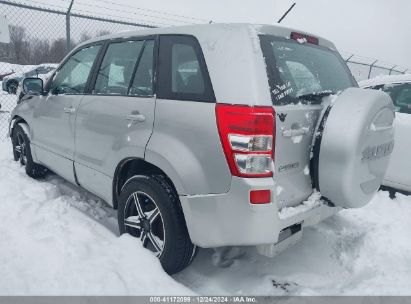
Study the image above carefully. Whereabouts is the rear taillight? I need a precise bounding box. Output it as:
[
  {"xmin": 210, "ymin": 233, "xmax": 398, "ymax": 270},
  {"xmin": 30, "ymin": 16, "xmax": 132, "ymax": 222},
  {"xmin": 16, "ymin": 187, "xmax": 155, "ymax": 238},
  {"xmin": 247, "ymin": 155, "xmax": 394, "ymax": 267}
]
[{"xmin": 216, "ymin": 104, "xmax": 276, "ymax": 178}]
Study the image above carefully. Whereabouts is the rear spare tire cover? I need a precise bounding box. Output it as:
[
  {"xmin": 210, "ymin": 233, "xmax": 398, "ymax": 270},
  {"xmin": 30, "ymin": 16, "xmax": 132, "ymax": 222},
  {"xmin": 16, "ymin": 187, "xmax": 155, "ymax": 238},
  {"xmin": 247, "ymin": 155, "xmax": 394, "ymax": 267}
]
[{"xmin": 318, "ymin": 88, "xmax": 395, "ymax": 208}]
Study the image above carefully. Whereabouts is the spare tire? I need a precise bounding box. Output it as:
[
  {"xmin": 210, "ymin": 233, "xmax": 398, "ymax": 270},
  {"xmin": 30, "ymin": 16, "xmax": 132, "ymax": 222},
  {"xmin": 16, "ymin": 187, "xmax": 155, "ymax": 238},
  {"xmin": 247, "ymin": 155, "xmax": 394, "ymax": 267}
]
[{"xmin": 313, "ymin": 88, "xmax": 395, "ymax": 209}]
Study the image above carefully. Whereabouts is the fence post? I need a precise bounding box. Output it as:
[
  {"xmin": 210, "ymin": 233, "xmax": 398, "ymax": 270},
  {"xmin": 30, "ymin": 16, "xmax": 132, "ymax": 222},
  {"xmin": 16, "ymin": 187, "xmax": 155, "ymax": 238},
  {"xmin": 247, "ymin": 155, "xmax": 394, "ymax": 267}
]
[
  {"xmin": 66, "ymin": 0, "xmax": 74, "ymax": 54},
  {"xmin": 345, "ymin": 54, "xmax": 354, "ymax": 63},
  {"xmin": 389, "ymin": 65, "xmax": 397, "ymax": 75},
  {"xmin": 368, "ymin": 60, "xmax": 378, "ymax": 79}
]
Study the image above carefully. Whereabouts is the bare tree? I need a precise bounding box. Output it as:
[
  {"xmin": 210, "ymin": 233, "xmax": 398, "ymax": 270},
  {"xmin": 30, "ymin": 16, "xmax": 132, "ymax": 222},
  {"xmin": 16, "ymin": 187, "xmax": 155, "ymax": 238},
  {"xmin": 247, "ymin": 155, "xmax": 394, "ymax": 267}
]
[
  {"xmin": 9, "ymin": 25, "xmax": 26, "ymax": 64},
  {"xmin": 96, "ymin": 30, "xmax": 110, "ymax": 37},
  {"xmin": 79, "ymin": 32, "xmax": 92, "ymax": 43},
  {"xmin": 49, "ymin": 38, "xmax": 66, "ymax": 63},
  {"xmin": 30, "ymin": 39, "xmax": 51, "ymax": 64}
]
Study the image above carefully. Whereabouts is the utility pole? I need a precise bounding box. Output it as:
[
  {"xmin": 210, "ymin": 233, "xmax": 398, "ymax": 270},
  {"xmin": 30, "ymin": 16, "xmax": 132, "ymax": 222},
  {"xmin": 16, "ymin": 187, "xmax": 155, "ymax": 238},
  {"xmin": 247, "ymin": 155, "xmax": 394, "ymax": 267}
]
[
  {"xmin": 66, "ymin": 0, "xmax": 74, "ymax": 54},
  {"xmin": 278, "ymin": 3, "xmax": 296, "ymax": 24}
]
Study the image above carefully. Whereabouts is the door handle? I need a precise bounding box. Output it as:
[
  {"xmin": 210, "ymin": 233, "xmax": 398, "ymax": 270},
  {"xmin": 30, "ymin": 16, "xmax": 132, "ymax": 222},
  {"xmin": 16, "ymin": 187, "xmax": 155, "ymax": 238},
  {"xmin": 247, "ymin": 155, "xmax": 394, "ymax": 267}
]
[
  {"xmin": 282, "ymin": 127, "xmax": 309, "ymax": 138},
  {"xmin": 63, "ymin": 106, "xmax": 76, "ymax": 114},
  {"xmin": 125, "ymin": 113, "xmax": 146, "ymax": 123}
]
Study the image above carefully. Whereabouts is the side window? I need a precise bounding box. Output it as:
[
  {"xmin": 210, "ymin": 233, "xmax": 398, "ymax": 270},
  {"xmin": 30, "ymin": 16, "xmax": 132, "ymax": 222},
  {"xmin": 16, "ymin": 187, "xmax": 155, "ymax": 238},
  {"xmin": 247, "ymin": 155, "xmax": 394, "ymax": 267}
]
[
  {"xmin": 93, "ymin": 40, "xmax": 144, "ymax": 95},
  {"xmin": 157, "ymin": 35, "xmax": 215, "ymax": 102},
  {"xmin": 51, "ymin": 45, "xmax": 101, "ymax": 95},
  {"xmin": 129, "ymin": 40, "xmax": 155, "ymax": 96},
  {"xmin": 382, "ymin": 83, "xmax": 411, "ymax": 114},
  {"xmin": 395, "ymin": 84, "xmax": 411, "ymax": 110}
]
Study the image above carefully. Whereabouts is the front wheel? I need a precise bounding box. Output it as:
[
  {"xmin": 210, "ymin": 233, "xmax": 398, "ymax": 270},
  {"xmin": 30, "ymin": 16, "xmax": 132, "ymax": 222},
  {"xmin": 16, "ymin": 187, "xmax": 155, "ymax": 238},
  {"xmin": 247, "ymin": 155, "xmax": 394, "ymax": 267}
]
[
  {"xmin": 117, "ymin": 175, "xmax": 197, "ymax": 274},
  {"xmin": 11, "ymin": 124, "xmax": 47, "ymax": 178}
]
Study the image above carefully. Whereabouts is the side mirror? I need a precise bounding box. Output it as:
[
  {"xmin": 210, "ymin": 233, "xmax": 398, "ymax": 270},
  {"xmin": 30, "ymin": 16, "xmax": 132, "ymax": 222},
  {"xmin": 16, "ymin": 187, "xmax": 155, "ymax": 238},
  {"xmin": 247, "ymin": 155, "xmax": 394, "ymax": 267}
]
[{"xmin": 22, "ymin": 78, "xmax": 43, "ymax": 96}]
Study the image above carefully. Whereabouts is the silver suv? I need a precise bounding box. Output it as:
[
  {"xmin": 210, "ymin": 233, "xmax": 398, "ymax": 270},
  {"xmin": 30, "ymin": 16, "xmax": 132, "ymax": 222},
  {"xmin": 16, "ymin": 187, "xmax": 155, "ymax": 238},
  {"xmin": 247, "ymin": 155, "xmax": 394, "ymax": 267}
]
[{"xmin": 9, "ymin": 24, "xmax": 395, "ymax": 274}]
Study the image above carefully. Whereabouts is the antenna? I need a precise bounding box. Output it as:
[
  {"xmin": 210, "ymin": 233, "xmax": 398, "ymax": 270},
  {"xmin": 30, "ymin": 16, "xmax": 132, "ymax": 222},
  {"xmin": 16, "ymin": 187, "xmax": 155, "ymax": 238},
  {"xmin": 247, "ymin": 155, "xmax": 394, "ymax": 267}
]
[{"xmin": 278, "ymin": 3, "xmax": 296, "ymax": 24}]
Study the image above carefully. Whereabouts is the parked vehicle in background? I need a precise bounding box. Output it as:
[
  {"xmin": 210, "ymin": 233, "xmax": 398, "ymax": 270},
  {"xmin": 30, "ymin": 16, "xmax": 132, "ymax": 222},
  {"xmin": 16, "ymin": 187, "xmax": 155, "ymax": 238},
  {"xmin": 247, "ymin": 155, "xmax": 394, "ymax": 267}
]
[
  {"xmin": 0, "ymin": 71, "xmax": 14, "ymax": 81},
  {"xmin": 9, "ymin": 24, "xmax": 395, "ymax": 274},
  {"xmin": 2, "ymin": 64, "xmax": 56, "ymax": 94},
  {"xmin": 360, "ymin": 74, "xmax": 411, "ymax": 195}
]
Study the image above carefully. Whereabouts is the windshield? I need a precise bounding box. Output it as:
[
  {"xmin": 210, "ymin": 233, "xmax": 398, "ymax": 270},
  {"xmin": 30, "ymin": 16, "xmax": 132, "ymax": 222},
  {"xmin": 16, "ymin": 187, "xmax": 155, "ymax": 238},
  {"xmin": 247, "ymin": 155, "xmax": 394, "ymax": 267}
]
[{"xmin": 260, "ymin": 35, "xmax": 356, "ymax": 105}]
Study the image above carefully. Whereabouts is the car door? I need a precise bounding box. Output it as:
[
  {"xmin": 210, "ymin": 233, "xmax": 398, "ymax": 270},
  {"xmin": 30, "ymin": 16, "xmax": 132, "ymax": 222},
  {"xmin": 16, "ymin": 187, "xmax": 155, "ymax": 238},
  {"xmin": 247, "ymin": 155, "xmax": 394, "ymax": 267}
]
[
  {"xmin": 259, "ymin": 35, "xmax": 357, "ymax": 208},
  {"xmin": 74, "ymin": 38, "xmax": 156, "ymax": 203},
  {"xmin": 32, "ymin": 44, "xmax": 102, "ymax": 183},
  {"xmin": 379, "ymin": 82, "xmax": 411, "ymax": 191}
]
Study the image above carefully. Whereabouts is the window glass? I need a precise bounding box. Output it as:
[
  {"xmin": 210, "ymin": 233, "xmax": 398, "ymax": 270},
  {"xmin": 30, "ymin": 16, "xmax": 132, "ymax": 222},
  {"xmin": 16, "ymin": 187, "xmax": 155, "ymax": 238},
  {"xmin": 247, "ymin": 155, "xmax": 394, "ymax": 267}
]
[
  {"xmin": 157, "ymin": 35, "xmax": 215, "ymax": 102},
  {"xmin": 380, "ymin": 83, "xmax": 411, "ymax": 114},
  {"xmin": 285, "ymin": 61, "xmax": 322, "ymax": 95},
  {"xmin": 51, "ymin": 45, "xmax": 101, "ymax": 95},
  {"xmin": 171, "ymin": 44, "xmax": 204, "ymax": 94},
  {"xmin": 94, "ymin": 40, "xmax": 144, "ymax": 95},
  {"xmin": 260, "ymin": 35, "xmax": 355, "ymax": 105},
  {"xmin": 129, "ymin": 40, "xmax": 154, "ymax": 96}
]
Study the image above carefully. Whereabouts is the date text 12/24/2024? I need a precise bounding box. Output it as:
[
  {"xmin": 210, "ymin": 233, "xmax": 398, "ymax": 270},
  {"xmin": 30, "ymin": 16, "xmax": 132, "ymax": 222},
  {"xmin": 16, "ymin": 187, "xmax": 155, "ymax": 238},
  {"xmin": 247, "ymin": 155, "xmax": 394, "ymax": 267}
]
[{"xmin": 149, "ymin": 296, "xmax": 257, "ymax": 303}]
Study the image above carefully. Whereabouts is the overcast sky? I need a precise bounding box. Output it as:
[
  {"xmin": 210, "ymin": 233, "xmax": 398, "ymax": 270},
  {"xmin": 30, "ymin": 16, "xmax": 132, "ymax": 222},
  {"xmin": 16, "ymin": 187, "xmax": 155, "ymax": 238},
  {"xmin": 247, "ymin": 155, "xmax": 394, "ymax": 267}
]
[
  {"xmin": 3, "ymin": 0, "xmax": 410, "ymax": 69},
  {"xmin": 94, "ymin": 0, "xmax": 408, "ymax": 69}
]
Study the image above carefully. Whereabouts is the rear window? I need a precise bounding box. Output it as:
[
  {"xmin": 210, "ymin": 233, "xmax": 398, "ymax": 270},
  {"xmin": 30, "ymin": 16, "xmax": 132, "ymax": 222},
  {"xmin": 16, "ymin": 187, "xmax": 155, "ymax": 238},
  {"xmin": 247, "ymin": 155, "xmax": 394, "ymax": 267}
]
[{"xmin": 260, "ymin": 35, "xmax": 356, "ymax": 105}]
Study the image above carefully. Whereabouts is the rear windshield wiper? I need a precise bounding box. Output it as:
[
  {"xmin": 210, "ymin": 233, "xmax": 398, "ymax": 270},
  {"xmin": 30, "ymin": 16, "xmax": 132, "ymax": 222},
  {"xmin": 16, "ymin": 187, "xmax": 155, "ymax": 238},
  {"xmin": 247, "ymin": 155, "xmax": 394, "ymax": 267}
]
[{"xmin": 297, "ymin": 91, "xmax": 335, "ymax": 101}]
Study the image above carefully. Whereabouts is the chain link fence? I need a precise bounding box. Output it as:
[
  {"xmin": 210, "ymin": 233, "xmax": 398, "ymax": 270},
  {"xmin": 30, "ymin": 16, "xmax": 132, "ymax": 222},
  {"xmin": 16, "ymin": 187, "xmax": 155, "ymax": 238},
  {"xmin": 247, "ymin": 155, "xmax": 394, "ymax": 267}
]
[
  {"xmin": 0, "ymin": 0, "xmax": 409, "ymax": 141},
  {"xmin": 0, "ymin": 0, "xmax": 161, "ymax": 140},
  {"xmin": 341, "ymin": 52, "xmax": 409, "ymax": 82}
]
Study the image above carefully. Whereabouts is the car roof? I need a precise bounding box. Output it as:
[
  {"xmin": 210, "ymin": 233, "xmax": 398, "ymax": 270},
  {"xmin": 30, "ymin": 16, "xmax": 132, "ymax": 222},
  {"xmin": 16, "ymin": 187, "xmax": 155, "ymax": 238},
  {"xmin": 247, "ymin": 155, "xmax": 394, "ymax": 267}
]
[
  {"xmin": 79, "ymin": 23, "xmax": 336, "ymax": 50},
  {"xmin": 70, "ymin": 23, "xmax": 338, "ymax": 107},
  {"xmin": 359, "ymin": 74, "xmax": 411, "ymax": 88}
]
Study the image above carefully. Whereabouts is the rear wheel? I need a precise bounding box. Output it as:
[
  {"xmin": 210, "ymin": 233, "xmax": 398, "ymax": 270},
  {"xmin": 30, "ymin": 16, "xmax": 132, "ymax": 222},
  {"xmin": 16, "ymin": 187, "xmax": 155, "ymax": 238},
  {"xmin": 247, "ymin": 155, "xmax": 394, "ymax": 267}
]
[
  {"xmin": 7, "ymin": 80, "xmax": 18, "ymax": 94},
  {"xmin": 11, "ymin": 124, "xmax": 47, "ymax": 178},
  {"xmin": 118, "ymin": 175, "xmax": 196, "ymax": 274}
]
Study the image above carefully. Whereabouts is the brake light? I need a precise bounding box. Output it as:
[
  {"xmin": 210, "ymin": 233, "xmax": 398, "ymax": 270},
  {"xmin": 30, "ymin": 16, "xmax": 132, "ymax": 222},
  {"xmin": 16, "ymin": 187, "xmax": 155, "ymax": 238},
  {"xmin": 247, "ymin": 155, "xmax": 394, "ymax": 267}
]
[
  {"xmin": 290, "ymin": 32, "xmax": 319, "ymax": 45},
  {"xmin": 215, "ymin": 104, "xmax": 275, "ymax": 178}
]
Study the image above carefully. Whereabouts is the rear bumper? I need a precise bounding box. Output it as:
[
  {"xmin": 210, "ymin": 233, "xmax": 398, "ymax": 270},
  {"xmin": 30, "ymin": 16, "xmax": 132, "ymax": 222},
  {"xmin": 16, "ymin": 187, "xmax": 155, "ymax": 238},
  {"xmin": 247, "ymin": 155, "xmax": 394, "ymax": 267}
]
[{"xmin": 179, "ymin": 176, "xmax": 340, "ymax": 248}]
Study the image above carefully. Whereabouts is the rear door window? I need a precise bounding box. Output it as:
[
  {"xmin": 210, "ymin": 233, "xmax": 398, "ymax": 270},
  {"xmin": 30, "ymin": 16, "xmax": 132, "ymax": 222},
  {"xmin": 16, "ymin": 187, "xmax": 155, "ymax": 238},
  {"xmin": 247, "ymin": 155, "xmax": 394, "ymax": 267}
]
[
  {"xmin": 260, "ymin": 35, "xmax": 356, "ymax": 105},
  {"xmin": 129, "ymin": 40, "xmax": 155, "ymax": 96},
  {"xmin": 93, "ymin": 40, "xmax": 144, "ymax": 95},
  {"xmin": 157, "ymin": 35, "xmax": 215, "ymax": 102}
]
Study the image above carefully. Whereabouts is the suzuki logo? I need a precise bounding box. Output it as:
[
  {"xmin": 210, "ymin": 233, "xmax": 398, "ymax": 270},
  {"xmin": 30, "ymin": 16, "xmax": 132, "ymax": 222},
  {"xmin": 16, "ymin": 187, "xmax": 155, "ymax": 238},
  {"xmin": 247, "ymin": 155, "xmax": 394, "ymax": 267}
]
[{"xmin": 362, "ymin": 141, "xmax": 394, "ymax": 162}]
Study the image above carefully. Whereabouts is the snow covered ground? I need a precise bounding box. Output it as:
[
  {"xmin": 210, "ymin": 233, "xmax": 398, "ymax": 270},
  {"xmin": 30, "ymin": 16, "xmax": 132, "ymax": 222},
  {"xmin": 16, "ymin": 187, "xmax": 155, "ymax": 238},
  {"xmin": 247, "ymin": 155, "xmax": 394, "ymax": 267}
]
[{"xmin": 0, "ymin": 140, "xmax": 410, "ymax": 295}]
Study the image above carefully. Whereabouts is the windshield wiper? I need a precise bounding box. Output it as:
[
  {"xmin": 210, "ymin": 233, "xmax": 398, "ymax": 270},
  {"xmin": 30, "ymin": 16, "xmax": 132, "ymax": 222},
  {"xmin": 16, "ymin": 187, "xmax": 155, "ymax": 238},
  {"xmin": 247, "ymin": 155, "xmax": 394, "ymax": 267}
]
[{"xmin": 297, "ymin": 91, "xmax": 335, "ymax": 101}]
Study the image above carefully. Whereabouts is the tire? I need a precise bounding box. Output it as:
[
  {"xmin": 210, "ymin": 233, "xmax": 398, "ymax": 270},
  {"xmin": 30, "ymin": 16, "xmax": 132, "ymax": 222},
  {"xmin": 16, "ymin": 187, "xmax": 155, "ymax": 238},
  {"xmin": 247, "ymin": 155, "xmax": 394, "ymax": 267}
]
[
  {"xmin": 118, "ymin": 174, "xmax": 196, "ymax": 274},
  {"xmin": 11, "ymin": 124, "xmax": 48, "ymax": 179},
  {"xmin": 7, "ymin": 80, "xmax": 18, "ymax": 94},
  {"xmin": 312, "ymin": 88, "xmax": 395, "ymax": 209}
]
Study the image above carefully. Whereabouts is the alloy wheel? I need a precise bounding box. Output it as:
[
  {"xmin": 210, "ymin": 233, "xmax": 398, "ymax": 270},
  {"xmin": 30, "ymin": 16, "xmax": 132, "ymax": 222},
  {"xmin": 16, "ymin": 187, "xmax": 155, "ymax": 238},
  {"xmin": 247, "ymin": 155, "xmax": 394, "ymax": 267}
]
[
  {"xmin": 123, "ymin": 191, "xmax": 165, "ymax": 257},
  {"xmin": 15, "ymin": 132, "xmax": 27, "ymax": 165}
]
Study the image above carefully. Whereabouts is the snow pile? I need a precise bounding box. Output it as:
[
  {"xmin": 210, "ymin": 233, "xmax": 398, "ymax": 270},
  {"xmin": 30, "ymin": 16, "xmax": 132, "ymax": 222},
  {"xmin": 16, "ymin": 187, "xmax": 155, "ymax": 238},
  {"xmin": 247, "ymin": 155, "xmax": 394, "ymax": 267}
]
[
  {"xmin": 176, "ymin": 190, "xmax": 411, "ymax": 295},
  {"xmin": 0, "ymin": 142, "xmax": 191, "ymax": 295},
  {"xmin": 278, "ymin": 191, "xmax": 322, "ymax": 219},
  {"xmin": 0, "ymin": 139, "xmax": 411, "ymax": 295}
]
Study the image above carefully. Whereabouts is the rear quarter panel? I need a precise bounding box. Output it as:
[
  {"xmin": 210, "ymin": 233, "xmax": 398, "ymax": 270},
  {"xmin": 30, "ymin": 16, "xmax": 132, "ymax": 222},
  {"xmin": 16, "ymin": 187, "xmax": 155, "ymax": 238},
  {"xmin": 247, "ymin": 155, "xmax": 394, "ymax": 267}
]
[{"xmin": 145, "ymin": 100, "xmax": 231, "ymax": 195}]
